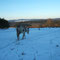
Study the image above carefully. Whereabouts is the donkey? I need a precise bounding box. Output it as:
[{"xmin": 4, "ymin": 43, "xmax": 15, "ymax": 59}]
[{"xmin": 16, "ymin": 24, "xmax": 29, "ymax": 40}]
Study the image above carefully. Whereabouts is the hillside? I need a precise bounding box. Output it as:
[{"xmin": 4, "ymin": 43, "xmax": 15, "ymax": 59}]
[{"xmin": 8, "ymin": 18, "xmax": 60, "ymax": 28}]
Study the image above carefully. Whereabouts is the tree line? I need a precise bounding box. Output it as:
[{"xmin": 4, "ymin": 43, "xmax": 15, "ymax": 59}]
[
  {"xmin": 0, "ymin": 18, "xmax": 60, "ymax": 29},
  {"xmin": 40, "ymin": 19, "xmax": 60, "ymax": 28}
]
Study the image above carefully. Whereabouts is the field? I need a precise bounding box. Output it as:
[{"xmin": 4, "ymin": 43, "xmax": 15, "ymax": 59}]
[{"xmin": 0, "ymin": 28, "xmax": 60, "ymax": 60}]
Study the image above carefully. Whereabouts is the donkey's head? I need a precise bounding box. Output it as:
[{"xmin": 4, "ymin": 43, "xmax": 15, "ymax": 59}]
[{"xmin": 26, "ymin": 28, "xmax": 29, "ymax": 34}]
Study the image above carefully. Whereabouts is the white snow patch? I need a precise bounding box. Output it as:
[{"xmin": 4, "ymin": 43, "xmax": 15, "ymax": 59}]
[{"xmin": 0, "ymin": 28, "xmax": 60, "ymax": 60}]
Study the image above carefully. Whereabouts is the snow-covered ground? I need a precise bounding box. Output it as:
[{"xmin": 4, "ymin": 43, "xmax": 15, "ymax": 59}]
[{"xmin": 0, "ymin": 28, "xmax": 60, "ymax": 60}]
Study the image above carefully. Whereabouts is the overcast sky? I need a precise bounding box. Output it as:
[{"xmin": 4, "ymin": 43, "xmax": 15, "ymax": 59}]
[{"xmin": 0, "ymin": 0, "xmax": 60, "ymax": 20}]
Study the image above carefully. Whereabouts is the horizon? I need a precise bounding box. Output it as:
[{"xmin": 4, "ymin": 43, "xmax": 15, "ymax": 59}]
[
  {"xmin": 0, "ymin": 0, "xmax": 60, "ymax": 20},
  {"xmin": 7, "ymin": 18, "xmax": 60, "ymax": 20}
]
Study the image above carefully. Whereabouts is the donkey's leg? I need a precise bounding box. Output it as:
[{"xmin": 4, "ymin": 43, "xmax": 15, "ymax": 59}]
[
  {"xmin": 16, "ymin": 31, "xmax": 20, "ymax": 40},
  {"xmin": 22, "ymin": 32, "xmax": 25, "ymax": 39},
  {"xmin": 17, "ymin": 33, "xmax": 19, "ymax": 40},
  {"xmin": 16, "ymin": 27, "xmax": 19, "ymax": 40}
]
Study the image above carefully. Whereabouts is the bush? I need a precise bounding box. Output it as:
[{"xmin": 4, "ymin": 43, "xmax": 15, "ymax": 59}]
[{"xmin": 0, "ymin": 18, "xmax": 10, "ymax": 29}]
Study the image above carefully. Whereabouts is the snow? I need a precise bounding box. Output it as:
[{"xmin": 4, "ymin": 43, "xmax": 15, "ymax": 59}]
[{"xmin": 0, "ymin": 28, "xmax": 60, "ymax": 60}]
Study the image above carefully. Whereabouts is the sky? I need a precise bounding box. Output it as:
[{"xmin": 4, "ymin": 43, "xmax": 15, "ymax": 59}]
[{"xmin": 0, "ymin": 0, "xmax": 60, "ymax": 20}]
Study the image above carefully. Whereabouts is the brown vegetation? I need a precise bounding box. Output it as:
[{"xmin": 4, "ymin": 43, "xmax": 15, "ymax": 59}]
[{"xmin": 9, "ymin": 19, "xmax": 60, "ymax": 28}]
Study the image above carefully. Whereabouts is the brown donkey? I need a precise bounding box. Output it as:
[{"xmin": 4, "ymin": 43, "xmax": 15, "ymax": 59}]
[{"xmin": 16, "ymin": 24, "xmax": 29, "ymax": 40}]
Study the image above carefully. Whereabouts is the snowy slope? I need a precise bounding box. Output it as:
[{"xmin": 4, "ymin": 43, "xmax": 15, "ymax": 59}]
[{"xmin": 0, "ymin": 28, "xmax": 60, "ymax": 60}]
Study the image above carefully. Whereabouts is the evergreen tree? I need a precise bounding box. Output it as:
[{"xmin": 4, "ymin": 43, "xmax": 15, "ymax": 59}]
[{"xmin": 0, "ymin": 18, "xmax": 10, "ymax": 29}]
